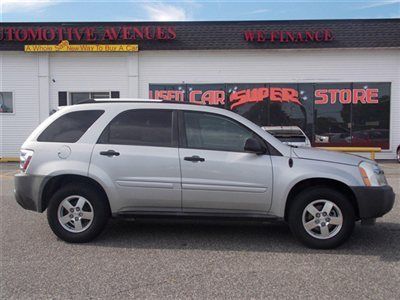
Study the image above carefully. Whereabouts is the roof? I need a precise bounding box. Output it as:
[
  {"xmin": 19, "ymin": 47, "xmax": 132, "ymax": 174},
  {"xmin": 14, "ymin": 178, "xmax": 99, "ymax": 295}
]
[{"xmin": 1, "ymin": 19, "xmax": 399, "ymax": 51}]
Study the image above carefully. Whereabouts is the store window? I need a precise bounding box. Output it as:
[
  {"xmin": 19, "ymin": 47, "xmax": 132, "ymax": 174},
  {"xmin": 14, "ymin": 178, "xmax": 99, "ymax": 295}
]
[
  {"xmin": 227, "ymin": 83, "xmax": 267, "ymax": 126},
  {"xmin": 70, "ymin": 92, "xmax": 110, "ymax": 105},
  {"xmin": 351, "ymin": 83, "xmax": 390, "ymax": 149},
  {"xmin": 314, "ymin": 83, "xmax": 352, "ymax": 147},
  {"xmin": 0, "ymin": 92, "xmax": 13, "ymax": 113},
  {"xmin": 149, "ymin": 82, "xmax": 391, "ymax": 149}
]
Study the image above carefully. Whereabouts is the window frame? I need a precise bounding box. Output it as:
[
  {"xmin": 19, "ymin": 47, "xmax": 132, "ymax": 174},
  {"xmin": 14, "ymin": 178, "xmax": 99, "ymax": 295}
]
[
  {"xmin": 69, "ymin": 91, "xmax": 111, "ymax": 105},
  {"xmin": 97, "ymin": 108, "xmax": 179, "ymax": 148},
  {"xmin": 0, "ymin": 91, "xmax": 15, "ymax": 114},
  {"xmin": 178, "ymin": 110, "xmax": 278, "ymax": 155}
]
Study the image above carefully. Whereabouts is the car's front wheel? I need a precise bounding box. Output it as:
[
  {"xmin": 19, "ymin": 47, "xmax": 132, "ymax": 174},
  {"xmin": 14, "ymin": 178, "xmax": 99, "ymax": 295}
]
[
  {"xmin": 47, "ymin": 183, "xmax": 110, "ymax": 243},
  {"xmin": 288, "ymin": 187, "xmax": 355, "ymax": 249}
]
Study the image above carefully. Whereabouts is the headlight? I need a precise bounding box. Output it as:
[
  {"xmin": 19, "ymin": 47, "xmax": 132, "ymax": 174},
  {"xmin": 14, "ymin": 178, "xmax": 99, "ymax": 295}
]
[{"xmin": 359, "ymin": 161, "xmax": 387, "ymax": 187}]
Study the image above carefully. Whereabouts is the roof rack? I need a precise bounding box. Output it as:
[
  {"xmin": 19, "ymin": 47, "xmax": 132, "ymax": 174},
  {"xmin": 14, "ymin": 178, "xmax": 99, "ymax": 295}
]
[
  {"xmin": 76, "ymin": 98, "xmax": 205, "ymax": 106},
  {"xmin": 76, "ymin": 98, "xmax": 163, "ymax": 104}
]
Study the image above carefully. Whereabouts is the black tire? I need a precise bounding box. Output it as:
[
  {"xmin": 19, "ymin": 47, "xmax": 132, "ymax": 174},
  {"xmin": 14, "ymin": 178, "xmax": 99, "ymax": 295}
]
[
  {"xmin": 47, "ymin": 183, "xmax": 110, "ymax": 243},
  {"xmin": 397, "ymin": 146, "xmax": 400, "ymax": 163},
  {"xmin": 288, "ymin": 187, "xmax": 355, "ymax": 249}
]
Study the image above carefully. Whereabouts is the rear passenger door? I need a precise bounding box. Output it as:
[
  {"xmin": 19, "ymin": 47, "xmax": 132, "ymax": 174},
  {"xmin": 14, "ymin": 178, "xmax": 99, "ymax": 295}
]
[{"xmin": 90, "ymin": 109, "xmax": 182, "ymax": 213}]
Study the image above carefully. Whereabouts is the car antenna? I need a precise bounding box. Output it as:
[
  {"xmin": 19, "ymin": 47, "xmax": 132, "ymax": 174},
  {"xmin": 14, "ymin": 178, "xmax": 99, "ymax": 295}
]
[{"xmin": 289, "ymin": 146, "xmax": 294, "ymax": 168}]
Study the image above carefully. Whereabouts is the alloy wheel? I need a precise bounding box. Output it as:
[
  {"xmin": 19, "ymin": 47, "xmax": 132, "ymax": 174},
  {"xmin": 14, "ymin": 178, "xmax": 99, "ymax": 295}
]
[
  {"xmin": 302, "ymin": 199, "xmax": 343, "ymax": 239},
  {"xmin": 57, "ymin": 195, "xmax": 94, "ymax": 233}
]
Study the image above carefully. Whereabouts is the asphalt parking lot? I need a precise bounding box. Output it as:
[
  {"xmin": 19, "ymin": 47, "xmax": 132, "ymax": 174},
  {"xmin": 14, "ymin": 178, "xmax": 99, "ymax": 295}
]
[{"xmin": 1, "ymin": 162, "xmax": 399, "ymax": 299}]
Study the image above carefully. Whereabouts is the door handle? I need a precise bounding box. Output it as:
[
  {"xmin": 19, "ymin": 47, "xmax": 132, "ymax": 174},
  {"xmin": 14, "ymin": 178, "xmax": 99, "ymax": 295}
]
[
  {"xmin": 184, "ymin": 155, "xmax": 205, "ymax": 162},
  {"xmin": 100, "ymin": 150, "xmax": 120, "ymax": 157}
]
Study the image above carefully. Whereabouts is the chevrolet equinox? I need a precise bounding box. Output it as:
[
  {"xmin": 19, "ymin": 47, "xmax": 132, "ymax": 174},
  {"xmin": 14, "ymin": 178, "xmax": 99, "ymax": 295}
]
[{"xmin": 15, "ymin": 99, "xmax": 395, "ymax": 249}]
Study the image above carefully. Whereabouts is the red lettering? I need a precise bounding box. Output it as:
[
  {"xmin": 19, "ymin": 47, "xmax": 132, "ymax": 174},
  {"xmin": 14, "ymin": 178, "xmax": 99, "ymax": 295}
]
[
  {"xmin": 201, "ymin": 90, "xmax": 225, "ymax": 105},
  {"xmin": 315, "ymin": 30, "xmax": 324, "ymax": 42},
  {"xmin": 72, "ymin": 27, "xmax": 84, "ymax": 41},
  {"xmin": 143, "ymin": 26, "xmax": 154, "ymax": 39},
  {"xmin": 153, "ymin": 90, "xmax": 183, "ymax": 101},
  {"xmin": 121, "ymin": 26, "xmax": 130, "ymax": 40},
  {"xmin": 270, "ymin": 31, "xmax": 278, "ymax": 42},
  {"xmin": 244, "ymin": 31, "xmax": 255, "ymax": 42},
  {"xmin": 366, "ymin": 88, "xmax": 379, "ymax": 104},
  {"xmin": 167, "ymin": 27, "xmax": 176, "ymax": 40},
  {"xmin": 189, "ymin": 90, "xmax": 203, "ymax": 104},
  {"xmin": 305, "ymin": 31, "xmax": 314, "ymax": 42},
  {"xmin": 85, "ymin": 27, "xmax": 96, "ymax": 41},
  {"xmin": 66, "ymin": 27, "xmax": 73, "ymax": 40},
  {"xmin": 257, "ymin": 31, "xmax": 266, "ymax": 42},
  {"xmin": 324, "ymin": 29, "xmax": 334, "ymax": 41},
  {"xmin": 6, "ymin": 27, "xmax": 14, "ymax": 41},
  {"xmin": 286, "ymin": 32, "xmax": 295, "ymax": 43},
  {"xmin": 296, "ymin": 32, "xmax": 304, "ymax": 43},
  {"xmin": 329, "ymin": 89, "xmax": 339, "ymax": 104},
  {"xmin": 156, "ymin": 26, "xmax": 167, "ymax": 40},
  {"xmin": 15, "ymin": 29, "xmax": 28, "ymax": 42},
  {"xmin": 315, "ymin": 89, "xmax": 328, "ymax": 104},
  {"xmin": 282, "ymin": 88, "xmax": 300, "ymax": 105},
  {"xmin": 339, "ymin": 89, "xmax": 352, "ymax": 104},
  {"xmin": 103, "ymin": 27, "xmax": 120, "ymax": 41},
  {"xmin": 42, "ymin": 28, "xmax": 56, "ymax": 41},
  {"xmin": 270, "ymin": 88, "xmax": 283, "ymax": 101},
  {"xmin": 353, "ymin": 89, "xmax": 367, "ymax": 104},
  {"xmin": 132, "ymin": 27, "xmax": 144, "ymax": 40}
]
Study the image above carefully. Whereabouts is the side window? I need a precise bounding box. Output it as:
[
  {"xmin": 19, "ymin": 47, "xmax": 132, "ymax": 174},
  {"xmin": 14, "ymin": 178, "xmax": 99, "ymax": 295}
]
[
  {"xmin": 183, "ymin": 111, "xmax": 256, "ymax": 152},
  {"xmin": 98, "ymin": 109, "xmax": 174, "ymax": 147},
  {"xmin": 37, "ymin": 110, "xmax": 104, "ymax": 143}
]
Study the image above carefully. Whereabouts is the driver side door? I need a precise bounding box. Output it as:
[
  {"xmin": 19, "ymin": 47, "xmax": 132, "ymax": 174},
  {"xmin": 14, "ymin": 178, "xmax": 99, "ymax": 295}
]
[{"xmin": 178, "ymin": 111, "xmax": 273, "ymax": 214}]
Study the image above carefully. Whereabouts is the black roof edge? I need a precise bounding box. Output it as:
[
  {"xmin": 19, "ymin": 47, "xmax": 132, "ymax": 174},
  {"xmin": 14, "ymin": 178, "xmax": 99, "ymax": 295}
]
[{"xmin": 1, "ymin": 18, "xmax": 399, "ymax": 26}]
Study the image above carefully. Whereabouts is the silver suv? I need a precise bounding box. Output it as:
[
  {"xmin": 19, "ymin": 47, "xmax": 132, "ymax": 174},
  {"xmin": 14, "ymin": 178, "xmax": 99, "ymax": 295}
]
[{"xmin": 15, "ymin": 99, "xmax": 395, "ymax": 249}]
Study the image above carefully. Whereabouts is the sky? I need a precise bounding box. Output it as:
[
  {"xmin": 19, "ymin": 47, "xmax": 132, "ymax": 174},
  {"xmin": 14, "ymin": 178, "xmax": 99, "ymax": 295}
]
[{"xmin": 1, "ymin": 0, "xmax": 399, "ymax": 22}]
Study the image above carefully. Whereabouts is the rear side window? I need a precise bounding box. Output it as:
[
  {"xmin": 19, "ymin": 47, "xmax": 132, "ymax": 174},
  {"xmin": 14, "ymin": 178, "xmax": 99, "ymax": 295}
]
[
  {"xmin": 98, "ymin": 109, "xmax": 174, "ymax": 147},
  {"xmin": 37, "ymin": 110, "xmax": 104, "ymax": 143}
]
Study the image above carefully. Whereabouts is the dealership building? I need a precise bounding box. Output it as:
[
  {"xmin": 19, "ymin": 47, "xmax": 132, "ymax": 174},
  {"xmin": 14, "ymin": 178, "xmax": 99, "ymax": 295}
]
[{"xmin": 0, "ymin": 19, "xmax": 399, "ymax": 159}]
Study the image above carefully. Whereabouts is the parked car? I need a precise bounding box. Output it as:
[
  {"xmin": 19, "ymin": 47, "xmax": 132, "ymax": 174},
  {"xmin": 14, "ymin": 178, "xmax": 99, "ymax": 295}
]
[
  {"xmin": 15, "ymin": 99, "xmax": 395, "ymax": 249},
  {"xmin": 397, "ymin": 145, "xmax": 400, "ymax": 163},
  {"xmin": 261, "ymin": 126, "xmax": 311, "ymax": 147}
]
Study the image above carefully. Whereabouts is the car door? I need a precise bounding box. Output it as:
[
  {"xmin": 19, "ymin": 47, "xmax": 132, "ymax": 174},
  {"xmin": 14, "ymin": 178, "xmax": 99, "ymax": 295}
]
[
  {"xmin": 90, "ymin": 109, "xmax": 182, "ymax": 213},
  {"xmin": 179, "ymin": 111, "xmax": 273, "ymax": 214}
]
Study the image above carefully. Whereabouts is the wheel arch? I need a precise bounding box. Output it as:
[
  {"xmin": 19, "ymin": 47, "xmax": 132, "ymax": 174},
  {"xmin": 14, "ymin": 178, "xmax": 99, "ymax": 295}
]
[
  {"xmin": 41, "ymin": 174, "xmax": 111, "ymax": 213},
  {"xmin": 283, "ymin": 178, "xmax": 359, "ymax": 222}
]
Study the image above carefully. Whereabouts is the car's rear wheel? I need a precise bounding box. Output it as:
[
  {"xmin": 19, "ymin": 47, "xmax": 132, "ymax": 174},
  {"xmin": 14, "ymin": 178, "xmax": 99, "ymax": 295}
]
[
  {"xmin": 47, "ymin": 184, "xmax": 109, "ymax": 243},
  {"xmin": 397, "ymin": 146, "xmax": 400, "ymax": 163},
  {"xmin": 288, "ymin": 187, "xmax": 355, "ymax": 249}
]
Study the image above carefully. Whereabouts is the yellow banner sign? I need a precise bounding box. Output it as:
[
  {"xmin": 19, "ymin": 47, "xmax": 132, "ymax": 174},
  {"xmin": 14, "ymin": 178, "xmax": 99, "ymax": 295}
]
[{"xmin": 24, "ymin": 40, "xmax": 138, "ymax": 52}]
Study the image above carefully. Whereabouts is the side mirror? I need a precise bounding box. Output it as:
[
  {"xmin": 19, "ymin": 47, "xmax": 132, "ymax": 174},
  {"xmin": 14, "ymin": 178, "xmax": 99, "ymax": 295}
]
[{"xmin": 244, "ymin": 138, "xmax": 266, "ymax": 154}]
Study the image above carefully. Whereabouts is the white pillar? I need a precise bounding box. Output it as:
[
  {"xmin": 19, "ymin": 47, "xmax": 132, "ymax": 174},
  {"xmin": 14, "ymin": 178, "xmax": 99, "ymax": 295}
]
[
  {"xmin": 127, "ymin": 52, "xmax": 139, "ymax": 98},
  {"xmin": 38, "ymin": 53, "xmax": 50, "ymax": 121}
]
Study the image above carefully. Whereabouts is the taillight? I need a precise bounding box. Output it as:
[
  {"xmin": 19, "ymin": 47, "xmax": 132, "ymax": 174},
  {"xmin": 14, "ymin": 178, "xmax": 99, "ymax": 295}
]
[{"xmin": 20, "ymin": 149, "xmax": 34, "ymax": 172}]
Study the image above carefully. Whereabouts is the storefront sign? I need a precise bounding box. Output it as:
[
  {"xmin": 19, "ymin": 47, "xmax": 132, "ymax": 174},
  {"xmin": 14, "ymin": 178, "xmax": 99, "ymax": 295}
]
[
  {"xmin": 149, "ymin": 82, "xmax": 390, "ymax": 149},
  {"xmin": 0, "ymin": 26, "xmax": 176, "ymax": 42},
  {"xmin": 244, "ymin": 29, "xmax": 334, "ymax": 43},
  {"xmin": 24, "ymin": 40, "xmax": 138, "ymax": 52},
  {"xmin": 314, "ymin": 88, "xmax": 379, "ymax": 104}
]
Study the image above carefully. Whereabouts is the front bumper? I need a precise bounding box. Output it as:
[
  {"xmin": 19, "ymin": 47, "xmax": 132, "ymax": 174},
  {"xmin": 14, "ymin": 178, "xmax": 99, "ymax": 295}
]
[
  {"xmin": 14, "ymin": 173, "xmax": 47, "ymax": 212},
  {"xmin": 351, "ymin": 185, "xmax": 395, "ymax": 219}
]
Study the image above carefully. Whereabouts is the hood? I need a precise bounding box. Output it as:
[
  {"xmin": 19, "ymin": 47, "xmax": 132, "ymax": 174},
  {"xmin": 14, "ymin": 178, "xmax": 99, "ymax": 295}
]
[{"xmin": 293, "ymin": 147, "xmax": 366, "ymax": 166}]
